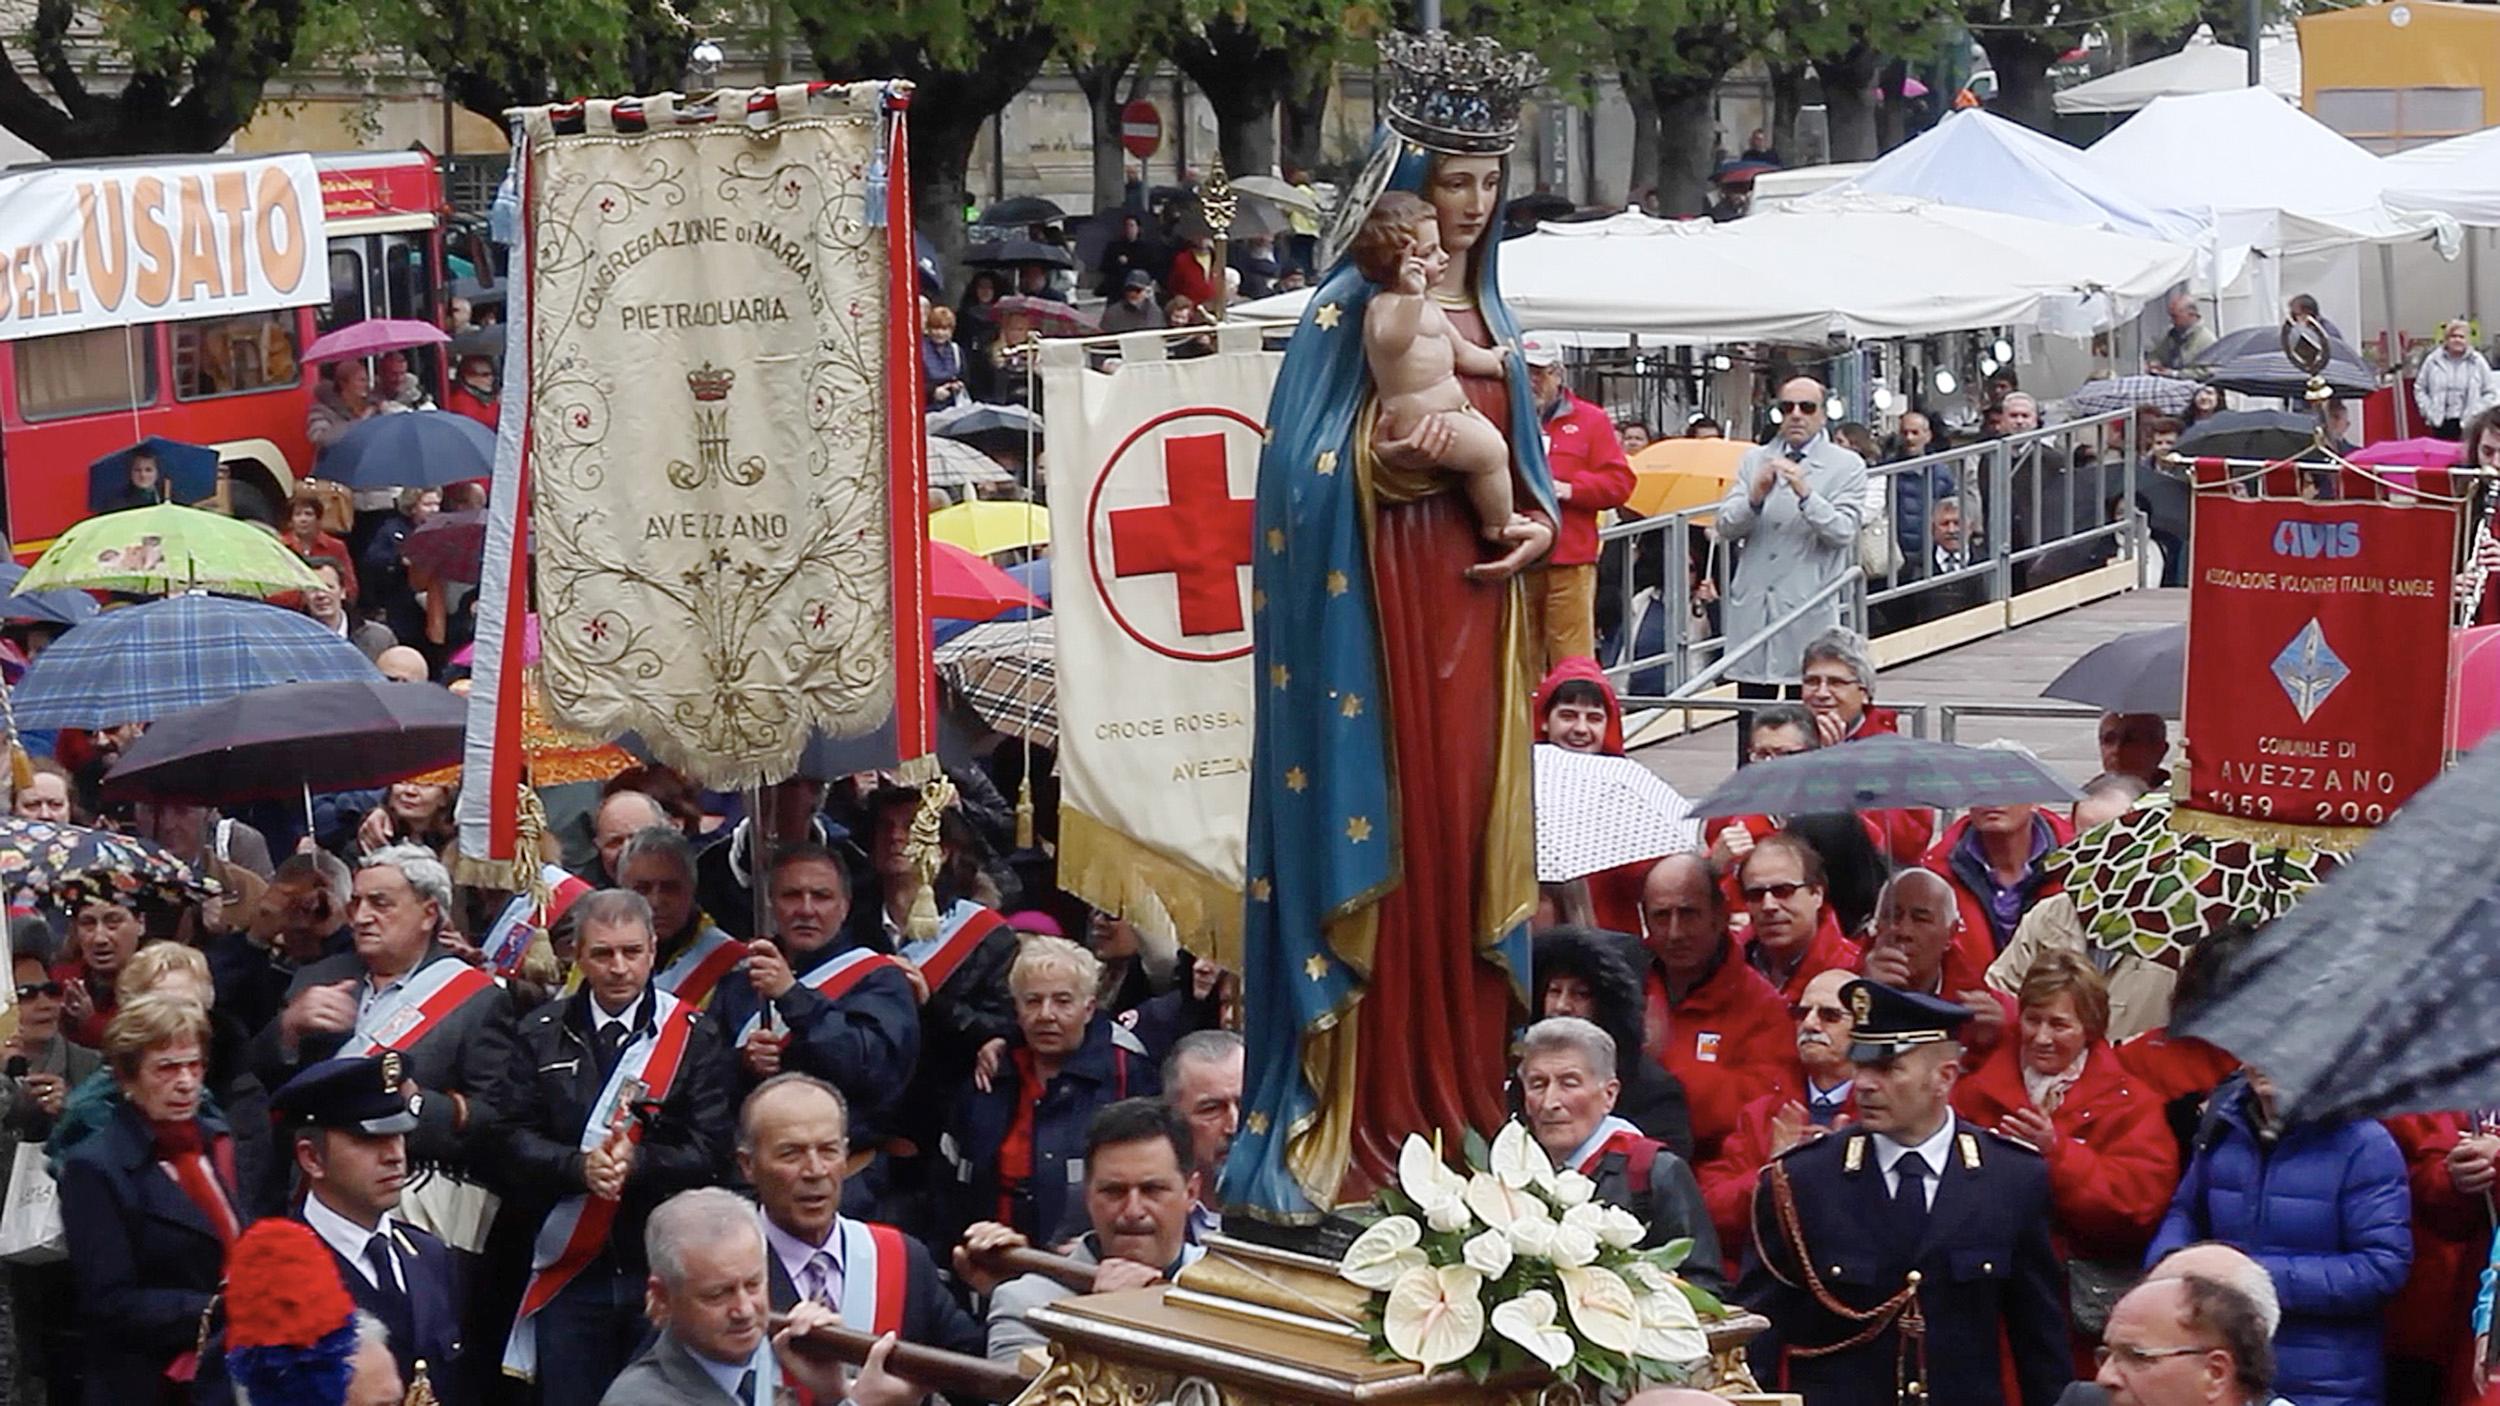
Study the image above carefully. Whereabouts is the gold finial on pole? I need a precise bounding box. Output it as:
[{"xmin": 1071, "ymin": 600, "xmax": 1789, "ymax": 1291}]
[{"xmin": 1202, "ymin": 155, "xmax": 1238, "ymax": 322}]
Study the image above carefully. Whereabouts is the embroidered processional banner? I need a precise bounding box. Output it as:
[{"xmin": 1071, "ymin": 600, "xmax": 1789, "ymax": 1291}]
[{"xmin": 461, "ymin": 84, "xmax": 931, "ymax": 853}]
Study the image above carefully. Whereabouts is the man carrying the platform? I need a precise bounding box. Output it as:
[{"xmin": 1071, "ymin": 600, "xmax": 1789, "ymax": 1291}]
[
  {"xmin": 272, "ymin": 1053, "xmax": 469, "ymax": 1404},
  {"xmin": 490, "ymin": 889, "xmax": 734, "ymax": 1406},
  {"xmin": 254, "ymin": 844, "xmax": 518, "ymax": 1239},
  {"xmin": 1517, "ymin": 1015, "xmax": 1720, "ymax": 1279},
  {"xmin": 617, "ymin": 826, "xmax": 750, "ymax": 1008},
  {"xmin": 955, "ymin": 1099, "xmax": 1206, "ymax": 1368},
  {"xmin": 711, "ymin": 844, "xmax": 922, "ymax": 1152},
  {"xmin": 737, "ymin": 1072, "xmax": 984, "ymax": 1362},
  {"xmin": 1742, "ymin": 979, "xmax": 2068, "ymax": 1406}
]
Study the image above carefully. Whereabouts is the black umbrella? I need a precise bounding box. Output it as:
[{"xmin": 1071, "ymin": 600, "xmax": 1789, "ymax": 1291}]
[
  {"xmin": 977, "ymin": 196, "xmax": 1066, "ymax": 227},
  {"xmin": 1689, "ymin": 733, "xmax": 2077, "ymax": 818},
  {"xmin": 2173, "ymin": 409, "xmax": 2330, "ymax": 464},
  {"xmin": 449, "ymin": 324, "xmax": 507, "ymax": 358},
  {"xmin": 2190, "ymin": 326, "xmax": 2377, "ymax": 399},
  {"xmin": 102, "ymin": 678, "xmax": 469, "ymax": 804},
  {"xmin": 2040, "ymin": 624, "xmax": 2185, "ymax": 718},
  {"xmin": 2177, "ymin": 737, "xmax": 2500, "ymax": 1125},
  {"xmin": 962, "ymin": 238, "xmax": 1077, "ymax": 272}
]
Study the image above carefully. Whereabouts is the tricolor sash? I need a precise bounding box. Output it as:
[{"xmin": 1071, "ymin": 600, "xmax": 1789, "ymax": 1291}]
[
  {"xmin": 655, "ymin": 924, "xmax": 750, "ymax": 1009},
  {"xmin": 342, "ymin": 960, "xmax": 496, "ymax": 1057},
  {"xmin": 736, "ymin": 948, "xmax": 905, "ymax": 1047},
  {"xmin": 833, "ymin": 1217, "xmax": 910, "ymax": 1335},
  {"xmin": 1572, "ymin": 1115, "xmax": 1649, "ymax": 1176},
  {"xmin": 898, "ymin": 901, "xmax": 1005, "ymax": 993},
  {"xmin": 502, "ymin": 989, "xmax": 701, "ymax": 1380}
]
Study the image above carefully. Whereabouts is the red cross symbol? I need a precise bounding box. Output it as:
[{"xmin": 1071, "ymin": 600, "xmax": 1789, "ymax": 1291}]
[{"xmin": 1107, "ymin": 432, "xmax": 1255, "ymax": 637}]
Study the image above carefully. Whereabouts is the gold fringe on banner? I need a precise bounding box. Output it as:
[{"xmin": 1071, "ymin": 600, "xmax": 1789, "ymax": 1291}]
[
  {"xmin": 2167, "ymin": 803, "xmax": 2372, "ymax": 854},
  {"xmin": 1058, "ymin": 804, "xmax": 1245, "ymax": 972}
]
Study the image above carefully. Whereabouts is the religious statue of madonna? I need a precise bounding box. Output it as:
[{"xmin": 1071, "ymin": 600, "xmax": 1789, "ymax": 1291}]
[{"xmin": 1229, "ymin": 31, "xmax": 1562, "ymax": 1224}]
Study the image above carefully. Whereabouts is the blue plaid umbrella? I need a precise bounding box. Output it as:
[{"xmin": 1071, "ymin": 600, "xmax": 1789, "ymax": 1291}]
[
  {"xmin": 11, "ymin": 593, "xmax": 381, "ymax": 730},
  {"xmin": 314, "ymin": 409, "xmax": 498, "ymax": 490},
  {"xmin": 2065, "ymin": 375, "xmax": 2198, "ymax": 417},
  {"xmin": 1690, "ymin": 732, "xmax": 2077, "ymax": 818}
]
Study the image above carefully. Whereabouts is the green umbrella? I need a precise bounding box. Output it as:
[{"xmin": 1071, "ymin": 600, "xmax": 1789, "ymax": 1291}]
[{"xmin": 15, "ymin": 503, "xmax": 325, "ymax": 599}]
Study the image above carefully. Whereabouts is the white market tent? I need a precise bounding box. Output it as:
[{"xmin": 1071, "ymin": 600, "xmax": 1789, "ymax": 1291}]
[
  {"xmin": 2084, "ymin": 88, "xmax": 2457, "ymax": 339},
  {"xmin": 1231, "ymin": 200, "xmax": 2193, "ymax": 344},
  {"xmin": 1749, "ymin": 162, "xmax": 1868, "ymax": 208},
  {"xmin": 2384, "ymin": 125, "xmax": 2500, "ymax": 227},
  {"xmin": 2053, "ymin": 26, "xmax": 2302, "ymax": 115},
  {"xmin": 1831, "ymin": 109, "xmax": 2205, "ymax": 245}
]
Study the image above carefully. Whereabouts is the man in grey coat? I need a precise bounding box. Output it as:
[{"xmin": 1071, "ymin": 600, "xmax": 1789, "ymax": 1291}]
[
  {"xmin": 600, "ymin": 1187, "xmax": 918, "ymax": 1406},
  {"xmin": 1715, "ymin": 377, "xmax": 1866, "ymax": 762}
]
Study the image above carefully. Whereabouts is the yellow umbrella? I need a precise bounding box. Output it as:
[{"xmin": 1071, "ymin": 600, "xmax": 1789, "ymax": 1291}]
[
  {"xmin": 929, "ymin": 500, "xmax": 1050, "ymax": 557},
  {"xmin": 1626, "ymin": 438, "xmax": 1750, "ymax": 517}
]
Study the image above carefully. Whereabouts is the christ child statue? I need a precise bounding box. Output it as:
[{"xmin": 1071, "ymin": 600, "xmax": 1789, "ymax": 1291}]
[{"xmin": 1353, "ymin": 190, "xmax": 1524, "ymax": 545}]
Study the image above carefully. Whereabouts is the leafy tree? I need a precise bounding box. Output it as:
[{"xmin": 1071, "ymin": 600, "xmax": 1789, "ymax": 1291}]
[
  {"xmin": 1605, "ymin": 0, "xmax": 1769, "ymax": 214},
  {"xmin": 1964, "ymin": 0, "xmax": 2193, "ymax": 131},
  {"xmin": 395, "ymin": 0, "xmax": 696, "ymax": 128},
  {"xmin": 1776, "ymin": 0, "xmax": 1951, "ymax": 160},
  {"xmin": 0, "ymin": 0, "xmax": 355, "ymax": 154},
  {"xmin": 1165, "ymin": 3, "xmax": 1353, "ymax": 179}
]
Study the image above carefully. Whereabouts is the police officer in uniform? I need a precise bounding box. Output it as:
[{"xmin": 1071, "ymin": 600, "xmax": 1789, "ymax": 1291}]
[
  {"xmin": 1741, "ymin": 980, "xmax": 2068, "ymax": 1406},
  {"xmin": 273, "ymin": 1053, "xmax": 467, "ymax": 1404}
]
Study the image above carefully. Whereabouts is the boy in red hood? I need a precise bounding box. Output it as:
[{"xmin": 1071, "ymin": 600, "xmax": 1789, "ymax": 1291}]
[{"xmin": 1534, "ymin": 658, "xmax": 1655, "ymax": 932}]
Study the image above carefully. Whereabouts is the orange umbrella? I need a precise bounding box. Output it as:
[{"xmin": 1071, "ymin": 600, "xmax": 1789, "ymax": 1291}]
[{"xmin": 1626, "ymin": 438, "xmax": 1749, "ymax": 517}]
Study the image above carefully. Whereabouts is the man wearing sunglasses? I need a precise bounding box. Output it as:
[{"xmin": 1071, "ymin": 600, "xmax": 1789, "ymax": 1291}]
[
  {"xmin": 1696, "ymin": 967, "xmax": 1858, "ymax": 1276},
  {"xmin": 1714, "ymin": 377, "xmax": 1867, "ymax": 768}
]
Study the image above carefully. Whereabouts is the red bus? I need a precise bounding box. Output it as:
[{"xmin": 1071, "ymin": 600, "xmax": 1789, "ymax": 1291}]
[{"xmin": 0, "ymin": 150, "xmax": 447, "ymax": 558}]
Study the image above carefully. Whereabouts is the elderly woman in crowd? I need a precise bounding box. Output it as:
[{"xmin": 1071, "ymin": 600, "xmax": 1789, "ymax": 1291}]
[
  {"xmin": 1514, "ymin": 1016, "xmax": 1719, "ymax": 1281},
  {"xmin": 59, "ymin": 993, "xmax": 241, "ymax": 1406},
  {"xmin": 1529, "ymin": 927, "xmax": 1693, "ymax": 1158},
  {"xmin": 1952, "ymin": 951, "xmax": 2178, "ymax": 1366},
  {"xmin": 283, "ymin": 490, "xmax": 359, "ymax": 605},
  {"xmin": 946, "ymin": 934, "xmax": 1160, "ymax": 1248},
  {"xmin": 306, "ymin": 359, "xmax": 383, "ymax": 448},
  {"xmin": 2417, "ymin": 318, "xmax": 2499, "ymax": 439},
  {"xmin": 362, "ymin": 484, "xmax": 439, "ymax": 645}
]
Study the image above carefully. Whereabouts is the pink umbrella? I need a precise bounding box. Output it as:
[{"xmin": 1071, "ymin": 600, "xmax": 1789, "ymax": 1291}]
[
  {"xmin": 451, "ymin": 613, "xmax": 538, "ymax": 668},
  {"xmin": 304, "ymin": 318, "xmax": 451, "ymax": 363},
  {"xmin": 1902, "ymin": 76, "xmax": 1931, "ymax": 98},
  {"xmin": 2348, "ymin": 437, "xmax": 2466, "ymax": 469},
  {"xmin": 2454, "ymin": 626, "xmax": 2500, "ymax": 753}
]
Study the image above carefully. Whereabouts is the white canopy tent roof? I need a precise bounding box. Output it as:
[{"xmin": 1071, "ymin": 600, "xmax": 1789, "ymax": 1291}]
[
  {"xmin": 2053, "ymin": 26, "xmax": 2301, "ymax": 114},
  {"xmin": 1830, "ymin": 109, "xmax": 2205, "ymax": 244},
  {"xmin": 2084, "ymin": 88, "xmax": 2455, "ymax": 257},
  {"xmin": 1231, "ymin": 199, "xmax": 2193, "ymax": 344},
  {"xmin": 1749, "ymin": 162, "xmax": 1868, "ymax": 207},
  {"xmin": 2383, "ymin": 125, "xmax": 2500, "ymax": 227}
]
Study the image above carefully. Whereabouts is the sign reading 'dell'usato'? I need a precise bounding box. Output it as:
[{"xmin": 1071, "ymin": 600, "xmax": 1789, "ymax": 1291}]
[{"xmin": 2183, "ymin": 493, "xmax": 2455, "ymax": 828}]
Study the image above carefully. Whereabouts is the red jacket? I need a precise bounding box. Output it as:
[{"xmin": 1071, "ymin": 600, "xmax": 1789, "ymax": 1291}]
[
  {"xmin": 1921, "ymin": 811, "xmax": 2075, "ymax": 968},
  {"xmin": 1533, "ymin": 658, "xmax": 1658, "ymax": 933},
  {"xmin": 1952, "ymin": 1040, "xmax": 2178, "ymax": 1263},
  {"xmin": 1698, "ymin": 1080, "xmax": 1854, "ymax": 1274},
  {"xmin": 1168, "ymin": 248, "xmax": 1219, "ymax": 308},
  {"xmin": 2112, "ymin": 1027, "xmax": 2239, "ymax": 1106},
  {"xmin": 1641, "ymin": 944, "xmax": 1795, "ymax": 1160},
  {"xmin": 1541, "ymin": 392, "xmax": 1634, "ymax": 566},
  {"xmin": 1841, "ymin": 707, "xmax": 1935, "ymax": 864},
  {"xmin": 2383, "ymin": 1112, "xmax": 2489, "ymax": 1383},
  {"xmin": 1534, "ymin": 656, "xmax": 1626, "ymax": 755},
  {"xmin": 446, "ymin": 382, "xmax": 499, "ymax": 429}
]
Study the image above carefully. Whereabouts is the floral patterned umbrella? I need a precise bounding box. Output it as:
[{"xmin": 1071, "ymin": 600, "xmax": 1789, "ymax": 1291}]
[
  {"xmin": 0, "ymin": 816, "xmax": 221, "ymax": 911},
  {"xmin": 2049, "ymin": 791, "xmax": 2347, "ymax": 967}
]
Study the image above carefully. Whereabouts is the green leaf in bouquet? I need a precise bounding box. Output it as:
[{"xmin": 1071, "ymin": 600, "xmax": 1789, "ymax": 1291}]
[
  {"xmin": 1647, "ymin": 1237, "xmax": 1693, "ymax": 1271},
  {"xmin": 1461, "ymin": 1126, "xmax": 1493, "ymax": 1169},
  {"xmin": 1678, "ymin": 1278, "xmax": 1729, "ymax": 1319},
  {"xmin": 1378, "ymin": 1185, "xmax": 1421, "ymax": 1219},
  {"xmin": 1579, "ymin": 1349, "xmax": 1625, "ymax": 1391}
]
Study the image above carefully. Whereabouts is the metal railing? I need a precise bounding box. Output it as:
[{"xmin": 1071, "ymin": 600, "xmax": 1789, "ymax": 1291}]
[
  {"xmin": 1930, "ymin": 700, "xmax": 2104, "ymax": 744},
  {"xmin": 1601, "ymin": 406, "xmax": 2145, "ymax": 707}
]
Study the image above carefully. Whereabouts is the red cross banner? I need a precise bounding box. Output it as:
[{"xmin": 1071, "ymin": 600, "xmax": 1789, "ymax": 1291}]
[
  {"xmin": 1038, "ymin": 328, "xmax": 1278, "ymax": 962},
  {"xmin": 2181, "ymin": 486, "xmax": 2457, "ymax": 837}
]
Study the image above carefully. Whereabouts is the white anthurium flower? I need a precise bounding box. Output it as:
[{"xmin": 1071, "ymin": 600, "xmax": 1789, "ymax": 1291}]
[
  {"xmin": 1623, "ymin": 1260, "xmax": 1674, "ymax": 1294},
  {"xmin": 1341, "ymin": 1215, "xmax": 1428, "ymax": 1290},
  {"xmin": 1462, "ymin": 1227, "xmax": 1514, "ymax": 1279},
  {"xmin": 1549, "ymin": 1217, "xmax": 1602, "ymax": 1268},
  {"xmin": 1594, "ymin": 1203, "xmax": 1647, "ymax": 1250},
  {"xmin": 1504, "ymin": 1206, "xmax": 1559, "ymax": 1260},
  {"xmin": 1425, "ymin": 1196, "xmax": 1473, "ymax": 1234},
  {"xmin": 1490, "ymin": 1288, "xmax": 1577, "ymax": 1371},
  {"xmin": 1558, "ymin": 1264, "xmax": 1642, "ymax": 1355},
  {"xmin": 1549, "ymin": 1167, "xmax": 1596, "ymax": 1207},
  {"xmin": 1383, "ymin": 1264, "xmax": 1486, "ymax": 1369},
  {"xmin": 1634, "ymin": 1286, "xmax": 1710, "ymax": 1365},
  {"xmin": 1397, "ymin": 1134, "xmax": 1470, "ymax": 1210},
  {"xmin": 1489, "ymin": 1121, "xmax": 1556, "ymax": 1191},
  {"xmin": 1465, "ymin": 1170, "xmax": 1542, "ymax": 1230}
]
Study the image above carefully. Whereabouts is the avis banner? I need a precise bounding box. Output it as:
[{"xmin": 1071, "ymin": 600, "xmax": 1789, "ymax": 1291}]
[
  {"xmin": 1038, "ymin": 329, "xmax": 1277, "ymax": 963},
  {"xmin": 0, "ymin": 156, "xmax": 329, "ymax": 339},
  {"xmin": 2183, "ymin": 491, "xmax": 2456, "ymax": 832}
]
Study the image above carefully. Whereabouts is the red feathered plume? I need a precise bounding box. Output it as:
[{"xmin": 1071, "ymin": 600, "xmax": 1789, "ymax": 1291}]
[{"xmin": 225, "ymin": 1219, "xmax": 356, "ymax": 1350}]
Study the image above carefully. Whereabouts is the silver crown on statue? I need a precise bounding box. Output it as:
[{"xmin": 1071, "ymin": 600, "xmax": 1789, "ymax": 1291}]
[{"xmin": 1378, "ymin": 30, "xmax": 1546, "ymax": 156}]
